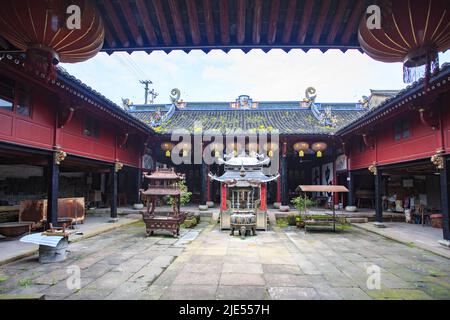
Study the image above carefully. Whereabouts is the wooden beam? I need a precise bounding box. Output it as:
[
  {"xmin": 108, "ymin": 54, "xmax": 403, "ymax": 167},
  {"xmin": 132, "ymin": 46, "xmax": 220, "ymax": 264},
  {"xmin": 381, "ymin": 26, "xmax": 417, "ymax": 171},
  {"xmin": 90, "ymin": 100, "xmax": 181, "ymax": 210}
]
[
  {"xmin": 296, "ymin": 0, "xmax": 314, "ymax": 44},
  {"xmin": 326, "ymin": 0, "xmax": 348, "ymax": 44},
  {"xmin": 267, "ymin": 0, "xmax": 280, "ymax": 44},
  {"xmin": 219, "ymin": 0, "xmax": 230, "ymax": 45},
  {"xmin": 186, "ymin": 0, "xmax": 201, "ymax": 45},
  {"xmin": 311, "ymin": 0, "xmax": 331, "ymax": 44},
  {"xmin": 104, "ymin": 29, "xmax": 116, "ymax": 48},
  {"xmin": 101, "ymin": 0, "xmax": 130, "ymax": 47},
  {"xmin": 202, "ymin": 0, "xmax": 215, "ymax": 45},
  {"xmin": 282, "ymin": 0, "xmax": 298, "ymax": 44},
  {"xmin": 252, "ymin": 0, "xmax": 263, "ymax": 44},
  {"xmin": 168, "ymin": 0, "xmax": 186, "ymax": 46},
  {"xmin": 119, "ymin": 0, "xmax": 143, "ymax": 46},
  {"xmin": 136, "ymin": 0, "xmax": 158, "ymax": 46},
  {"xmin": 341, "ymin": 0, "xmax": 364, "ymax": 44},
  {"xmin": 152, "ymin": 0, "xmax": 172, "ymax": 45},
  {"xmin": 236, "ymin": 0, "xmax": 246, "ymax": 44}
]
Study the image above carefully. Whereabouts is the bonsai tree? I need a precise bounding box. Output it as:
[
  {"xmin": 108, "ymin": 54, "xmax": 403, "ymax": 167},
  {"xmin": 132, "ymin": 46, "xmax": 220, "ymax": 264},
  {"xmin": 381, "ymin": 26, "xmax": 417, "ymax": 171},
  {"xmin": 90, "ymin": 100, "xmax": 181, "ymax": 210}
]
[{"xmin": 166, "ymin": 180, "xmax": 192, "ymax": 206}]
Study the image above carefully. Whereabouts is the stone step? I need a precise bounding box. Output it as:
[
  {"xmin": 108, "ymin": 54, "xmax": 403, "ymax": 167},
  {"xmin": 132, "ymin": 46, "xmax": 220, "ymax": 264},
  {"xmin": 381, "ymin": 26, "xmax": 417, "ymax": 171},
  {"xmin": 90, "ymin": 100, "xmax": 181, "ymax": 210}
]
[{"xmin": 346, "ymin": 217, "xmax": 369, "ymax": 223}]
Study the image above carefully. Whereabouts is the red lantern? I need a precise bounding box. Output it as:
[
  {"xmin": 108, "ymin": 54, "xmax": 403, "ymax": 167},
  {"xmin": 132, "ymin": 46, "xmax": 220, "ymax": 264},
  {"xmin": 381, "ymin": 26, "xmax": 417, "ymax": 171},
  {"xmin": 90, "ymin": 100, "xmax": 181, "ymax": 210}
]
[
  {"xmin": 293, "ymin": 142, "xmax": 309, "ymax": 157},
  {"xmin": 311, "ymin": 142, "xmax": 327, "ymax": 158},
  {"xmin": 0, "ymin": 0, "xmax": 104, "ymax": 81},
  {"xmin": 358, "ymin": 0, "xmax": 450, "ymax": 84}
]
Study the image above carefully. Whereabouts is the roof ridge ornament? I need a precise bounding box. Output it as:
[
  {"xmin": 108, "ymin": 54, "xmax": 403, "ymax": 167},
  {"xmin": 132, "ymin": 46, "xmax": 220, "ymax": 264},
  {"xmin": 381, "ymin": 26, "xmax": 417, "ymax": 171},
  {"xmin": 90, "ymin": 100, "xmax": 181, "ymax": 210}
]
[
  {"xmin": 231, "ymin": 95, "xmax": 257, "ymax": 109},
  {"xmin": 302, "ymin": 87, "xmax": 337, "ymax": 127}
]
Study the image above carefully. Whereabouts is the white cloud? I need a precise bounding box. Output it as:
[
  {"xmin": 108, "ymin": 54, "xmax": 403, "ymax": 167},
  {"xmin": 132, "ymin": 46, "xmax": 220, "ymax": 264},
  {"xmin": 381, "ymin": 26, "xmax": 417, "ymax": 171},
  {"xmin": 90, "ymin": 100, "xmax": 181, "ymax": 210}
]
[{"xmin": 61, "ymin": 49, "xmax": 450, "ymax": 105}]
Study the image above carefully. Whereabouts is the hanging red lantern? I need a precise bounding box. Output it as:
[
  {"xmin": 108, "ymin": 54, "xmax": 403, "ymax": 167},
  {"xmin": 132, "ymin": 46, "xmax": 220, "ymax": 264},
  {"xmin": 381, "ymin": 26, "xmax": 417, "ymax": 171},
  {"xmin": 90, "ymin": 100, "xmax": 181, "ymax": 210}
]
[
  {"xmin": 358, "ymin": 0, "xmax": 450, "ymax": 85},
  {"xmin": 0, "ymin": 0, "xmax": 105, "ymax": 81},
  {"xmin": 161, "ymin": 142, "xmax": 175, "ymax": 157},
  {"xmin": 311, "ymin": 142, "xmax": 327, "ymax": 158},
  {"xmin": 293, "ymin": 142, "xmax": 310, "ymax": 157}
]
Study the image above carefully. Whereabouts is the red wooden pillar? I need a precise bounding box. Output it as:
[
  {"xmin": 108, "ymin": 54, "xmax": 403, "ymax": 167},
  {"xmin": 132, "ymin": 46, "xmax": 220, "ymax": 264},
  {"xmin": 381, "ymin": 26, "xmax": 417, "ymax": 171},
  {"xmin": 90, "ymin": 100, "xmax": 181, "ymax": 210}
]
[
  {"xmin": 220, "ymin": 183, "xmax": 227, "ymax": 211},
  {"xmin": 276, "ymin": 176, "xmax": 281, "ymax": 203},
  {"xmin": 260, "ymin": 183, "xmax": 267, "ymax": 211}
]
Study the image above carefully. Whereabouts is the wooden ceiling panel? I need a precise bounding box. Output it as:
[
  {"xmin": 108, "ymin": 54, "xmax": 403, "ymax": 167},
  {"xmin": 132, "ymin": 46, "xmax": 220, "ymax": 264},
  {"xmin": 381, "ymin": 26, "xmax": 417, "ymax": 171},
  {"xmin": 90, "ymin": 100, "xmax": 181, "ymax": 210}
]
[{"xmin": 3, "ymin": 0, "xmax": 363, "ymax": 54}]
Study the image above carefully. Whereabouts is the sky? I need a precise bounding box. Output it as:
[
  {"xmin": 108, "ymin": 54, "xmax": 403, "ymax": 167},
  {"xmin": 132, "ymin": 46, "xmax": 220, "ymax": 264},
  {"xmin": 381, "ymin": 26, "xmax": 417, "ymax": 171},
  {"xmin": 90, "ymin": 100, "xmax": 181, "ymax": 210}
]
[{"xmin": 61, "ymin": 49, "xmax": 450, "ymax": 107}]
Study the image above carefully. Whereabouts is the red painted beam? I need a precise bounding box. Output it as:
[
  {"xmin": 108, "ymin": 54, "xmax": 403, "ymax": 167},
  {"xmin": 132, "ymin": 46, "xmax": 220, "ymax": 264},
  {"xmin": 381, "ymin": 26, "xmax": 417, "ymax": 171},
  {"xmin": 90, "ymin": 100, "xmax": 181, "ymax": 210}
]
[
  {"xmin": 119, "ymin": 0, "xmax": 143, "ymax": 46},
  {"xmin": 101, "ymin": 0, "xmax": 130, "ymax": 47},
  {"xmin": 282, "ymin": 0, "xmax": 298, "ymax": 44},
  {"xmin": 152, "ymin": 0, "xmax": 172, "ymax": 45},
  {"xmin": 267, "ymin": 0, "xmax": 280, "ymax": 44},
  {"xmin": 136, "ymin": 0, "xmax": 158, "ymax": 46},
  {"xmin": 252, "ymin": 0, "xmax": 263, "ymax": 44},
  {"xmin": 168, "ymin": 0, "xmax": 186, "ymax": 46},
  {"xmin": 311, "ymin": 0, "xmax": 331, "ymax": 44},
  {"xmin": 296, "ymin": 0, "xmax": 314, "ymax": 44},
  {"xmin": 219, "ymin": 0, "xmax": 230, "ymax": 45},
  {"xmin": 341, "ymin": 0, "xmax": 365, "ymax": 44},
  {"xmin": 186, "ymin": 0, "xmax": 201, "ymax": 45},
  {"xmin": 326, "ymin": 0, "xmax": 348, "ymax": 44},
  {"xmin": 203, "ymin": 0, "xmax": 215, "ymax": 45},
  {"xmin": 236, "ymin": 0, "xmax": 246, "ymax": 44}
]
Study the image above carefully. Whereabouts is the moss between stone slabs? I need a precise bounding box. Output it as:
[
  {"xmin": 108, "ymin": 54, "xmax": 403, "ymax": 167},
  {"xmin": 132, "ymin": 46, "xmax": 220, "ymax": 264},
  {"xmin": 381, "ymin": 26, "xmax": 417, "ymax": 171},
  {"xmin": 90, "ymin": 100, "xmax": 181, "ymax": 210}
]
[{"xmin": 366, "ymin": 288, "xmax": 433, "ymax": 300}]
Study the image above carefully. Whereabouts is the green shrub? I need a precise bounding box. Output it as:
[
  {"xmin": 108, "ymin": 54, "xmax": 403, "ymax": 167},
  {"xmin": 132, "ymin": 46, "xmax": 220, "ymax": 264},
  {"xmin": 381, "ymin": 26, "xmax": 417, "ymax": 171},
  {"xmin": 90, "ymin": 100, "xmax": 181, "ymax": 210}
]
[
  {"xmin": 276, "ymin": 218, "xmax": 289, "ymax": 227},
  {"xmin": 166, "ymin": 180, "xmax": 192, "ymax": 206},
  {"xmin": 291, "ymin": 195, "xmax": 317, "ymax": 211}
]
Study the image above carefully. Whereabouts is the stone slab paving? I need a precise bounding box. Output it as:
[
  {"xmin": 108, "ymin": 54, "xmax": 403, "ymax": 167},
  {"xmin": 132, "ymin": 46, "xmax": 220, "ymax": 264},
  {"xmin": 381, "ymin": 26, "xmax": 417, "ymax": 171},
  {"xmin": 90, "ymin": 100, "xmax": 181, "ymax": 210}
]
[
  {"xmin": 0, "ymin": 220, "xmax": 449, "ymax": 300},
  {"xmin": 0, "ymin": 220, "xmax": 205, "ymax": 300},
  {"xmin": 151, "ymin": 224, "xmax": 450, "ymax": 300}
]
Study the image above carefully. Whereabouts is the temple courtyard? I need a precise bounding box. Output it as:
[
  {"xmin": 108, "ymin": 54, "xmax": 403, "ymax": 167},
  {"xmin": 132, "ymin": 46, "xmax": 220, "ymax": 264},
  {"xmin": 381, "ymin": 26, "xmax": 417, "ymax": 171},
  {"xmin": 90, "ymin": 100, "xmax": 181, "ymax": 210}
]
[{"xmin": 0, "ymin": 217, "xmax": 449, "ymax": 300}]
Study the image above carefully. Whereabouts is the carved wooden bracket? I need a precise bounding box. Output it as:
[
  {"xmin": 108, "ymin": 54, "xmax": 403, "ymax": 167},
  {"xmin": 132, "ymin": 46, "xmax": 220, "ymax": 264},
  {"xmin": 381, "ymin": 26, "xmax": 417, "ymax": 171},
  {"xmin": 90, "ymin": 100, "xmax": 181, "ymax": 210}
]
[
  {"xmin": 54, "ymin": 149, "xmax": 67, "ymax": 165},
  {"xmin": 431, "ymin": 149, "xmax": 445, "ymax": 170},
  {"xmin": 114, "ymin": 162, "xmax": 124, "ymax": 172},
  {"xmin": 368, "ymin": 164, "xmax": 377, "ymax": 175},
  {"xmin": 118, "ymin": 132, "xmax": 129, "ymax": 148},
  {"xmin": 57, "ymin": 98, "xmax": 82, "ymax": 128},
  {"xmin": 362, "ymin": 133, "xmax": 375, "ymax": 149},
  {"xmin": 418, "ymin": 107, "xmax": 439, "ymax": 130},
  {"xmin": 58, "ymin": 107, "xmax": 75, "ymax": 128}
]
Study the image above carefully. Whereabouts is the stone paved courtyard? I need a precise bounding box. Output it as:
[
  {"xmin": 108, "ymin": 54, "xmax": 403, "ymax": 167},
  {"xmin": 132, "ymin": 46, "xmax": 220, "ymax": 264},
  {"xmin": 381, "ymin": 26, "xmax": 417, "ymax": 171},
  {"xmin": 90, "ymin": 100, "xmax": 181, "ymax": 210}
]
[{"xmin": 0, "ymin": 219, "xmax": 449, "ymax": 300}]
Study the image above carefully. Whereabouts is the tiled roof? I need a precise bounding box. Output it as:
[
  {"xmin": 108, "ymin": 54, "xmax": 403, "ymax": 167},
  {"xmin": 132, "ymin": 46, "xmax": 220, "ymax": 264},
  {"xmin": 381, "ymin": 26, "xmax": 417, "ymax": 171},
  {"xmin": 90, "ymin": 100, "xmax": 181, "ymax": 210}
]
[
  {"xmin": 56, "ymin": 67, "xmax": 152, "ymax": 134},
  {"xmin": 337, "ymin": 63, "xmax": 450, "ymax": 135},
  {"xmin": 129, "ymin": 103, "xmax": 367, "ymax": 135}
]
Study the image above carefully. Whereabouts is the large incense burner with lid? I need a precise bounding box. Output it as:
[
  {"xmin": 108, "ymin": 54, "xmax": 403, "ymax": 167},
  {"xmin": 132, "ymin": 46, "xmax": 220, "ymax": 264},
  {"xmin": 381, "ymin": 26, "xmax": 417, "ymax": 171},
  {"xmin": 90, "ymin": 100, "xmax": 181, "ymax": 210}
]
[{"xmin": 209, "ymin": 152, "xmax": 278, "ymax": 238}]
